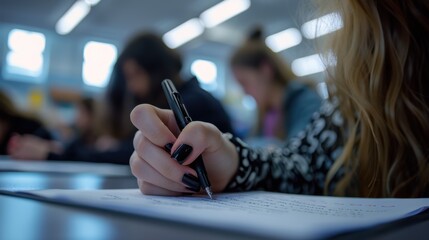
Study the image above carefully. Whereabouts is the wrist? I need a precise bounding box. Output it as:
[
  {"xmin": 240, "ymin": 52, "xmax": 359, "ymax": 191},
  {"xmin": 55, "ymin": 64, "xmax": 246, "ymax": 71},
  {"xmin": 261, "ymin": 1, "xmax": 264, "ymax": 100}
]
[{"xmin": 216, "ymin": 133, "xmax": 239, "ymax": 191}]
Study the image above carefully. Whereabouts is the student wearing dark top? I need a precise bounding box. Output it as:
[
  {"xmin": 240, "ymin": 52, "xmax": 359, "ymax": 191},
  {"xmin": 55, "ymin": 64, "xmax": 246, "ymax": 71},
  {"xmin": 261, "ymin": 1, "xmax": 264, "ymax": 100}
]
[
  {"xmin": 176, "ymin": 76, "xmax": 233, "ymax": 133},
  {"xmin": 117, "ymin": 33, "xmax": 234, "ymax": 134},
  {"xmin": 129, "ymin": 0, "xmax": 429, "ymax": 198},
  {"xmin": 0, "ymin": 91, "xmax": 52, "ymax": 156},
  {"xmin": 10, "ymin": 32, "xmax": 233, "ymax": 164}
]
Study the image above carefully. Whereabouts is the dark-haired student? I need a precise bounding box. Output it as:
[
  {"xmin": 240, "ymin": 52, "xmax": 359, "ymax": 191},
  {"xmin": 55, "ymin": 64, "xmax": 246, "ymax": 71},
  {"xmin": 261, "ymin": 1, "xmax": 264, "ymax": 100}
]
[
  {"xmin": 0, "ymin": 91, "xmax": 52, "ymax": 156},
  {"xmin": 116, "ymin": 32, "xmax": 234, "ymax": 134},
  {"xmin": 231, "ymin": 28, "xmax": 321, "ymax": 144},
  {"xmin": 10, "ymin": 32, "xmax": 234, "ymax": 164},
  {"xmin": 129, "ymin": 0, "xmax": 429, "ymax": 198}
]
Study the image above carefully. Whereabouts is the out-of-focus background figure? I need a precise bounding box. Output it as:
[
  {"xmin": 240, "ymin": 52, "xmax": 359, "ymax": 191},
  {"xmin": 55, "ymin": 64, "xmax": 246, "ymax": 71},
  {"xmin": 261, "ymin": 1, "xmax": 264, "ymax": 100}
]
[
  {"xmin": 107, "ymin": 32, "xmax": 234, "ymax": 135},
  {"xmin": 231, "ymin": 28, "xmax": 321, "ymax": 146},
  {"xmin": 0, "ymin": 90, "xmax": 52, "ymax": 155}
]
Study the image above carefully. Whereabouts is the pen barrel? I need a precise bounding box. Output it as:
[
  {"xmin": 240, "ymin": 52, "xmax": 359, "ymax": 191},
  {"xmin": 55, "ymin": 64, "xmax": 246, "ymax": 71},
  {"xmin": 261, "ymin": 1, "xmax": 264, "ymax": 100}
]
[
  {"xmin": 192, "ymin": 156, "xmax": 211, "ymax": 189},
  {"xmin": 161, "ymin": 79, "xmax": 212, "ymax": 196}
]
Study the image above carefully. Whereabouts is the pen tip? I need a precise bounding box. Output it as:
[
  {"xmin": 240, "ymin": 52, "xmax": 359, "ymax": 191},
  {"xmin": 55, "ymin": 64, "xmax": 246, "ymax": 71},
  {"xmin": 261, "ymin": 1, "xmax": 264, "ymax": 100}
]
[{"xmin": 205, "ymin": 187, "xmax": 213, "ymax": 200}]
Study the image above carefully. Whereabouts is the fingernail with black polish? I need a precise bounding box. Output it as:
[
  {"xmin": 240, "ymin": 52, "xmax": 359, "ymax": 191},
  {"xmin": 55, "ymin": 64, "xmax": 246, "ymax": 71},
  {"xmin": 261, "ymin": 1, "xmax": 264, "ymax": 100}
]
[
  {"xmin": 182, "ymin": 173, "xmax": 200, "ymax": 191},
  {"xmin": 164, "ymin": 143, "xmax": 173, "ymax": 154},
  {"xmin": 171, "ymin": 144, "xmax": 193, "ymax": 164}
]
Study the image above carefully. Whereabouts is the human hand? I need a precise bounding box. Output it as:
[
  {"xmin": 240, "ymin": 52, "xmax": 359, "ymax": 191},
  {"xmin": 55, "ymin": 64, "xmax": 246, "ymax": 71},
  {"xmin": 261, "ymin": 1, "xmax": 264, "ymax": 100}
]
[
  {"xmin": 8, "ymin": 134, "xmax": 54, "ymax": 160},
  {"xmin": 129, "ymin": 104, "xmax": 238, "ymax": 196}
]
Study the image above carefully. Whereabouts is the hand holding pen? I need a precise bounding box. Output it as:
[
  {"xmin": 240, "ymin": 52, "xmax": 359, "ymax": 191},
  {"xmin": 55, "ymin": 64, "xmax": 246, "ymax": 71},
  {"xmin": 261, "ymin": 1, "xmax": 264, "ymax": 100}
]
[
  {"xmin": 162, "ymin": 79, "xmax": 215, "ymax": 198},
  {"xmin": 129, "ymin": 82, "xmax": 239, "ymax": 198}
]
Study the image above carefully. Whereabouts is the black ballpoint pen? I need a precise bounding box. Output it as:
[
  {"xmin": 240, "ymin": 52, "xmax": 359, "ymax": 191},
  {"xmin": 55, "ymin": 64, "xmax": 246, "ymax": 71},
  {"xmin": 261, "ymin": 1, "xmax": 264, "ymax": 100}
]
[{"xmin": 161, "ymin": 79, "xmax": 213, "ymax": 199}]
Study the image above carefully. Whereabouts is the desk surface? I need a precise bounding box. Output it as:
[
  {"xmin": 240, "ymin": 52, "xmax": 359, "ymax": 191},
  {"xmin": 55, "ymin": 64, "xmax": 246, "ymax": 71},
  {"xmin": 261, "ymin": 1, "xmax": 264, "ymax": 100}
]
[
  {"xmin": 0, "ymin": 193, "xmax": 260, "ymax": 240},
  {"xmin": 0, "ymin": 171, "xmax": 428, "ymax": 240},
  {"xmin": 0, "ymin": 172, "xmax": 137, "ymax": 191}
]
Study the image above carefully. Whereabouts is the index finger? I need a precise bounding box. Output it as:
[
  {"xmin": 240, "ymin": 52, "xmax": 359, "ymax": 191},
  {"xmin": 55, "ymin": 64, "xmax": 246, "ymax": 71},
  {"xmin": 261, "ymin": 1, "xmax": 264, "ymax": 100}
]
[{"xmin": 130, "ymin": 104, "xmax": 179, "ymax": 147}]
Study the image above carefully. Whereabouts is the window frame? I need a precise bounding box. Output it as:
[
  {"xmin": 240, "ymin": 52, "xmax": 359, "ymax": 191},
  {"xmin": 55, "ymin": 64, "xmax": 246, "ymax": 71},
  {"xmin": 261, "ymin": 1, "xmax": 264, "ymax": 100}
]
[
  {"xmin": 81, "ymin": 38, "xmax": 118, "ymax": 90},
  {"xmin": 2, "ymin": 26, "xmax": 50, "ymax": 84}
]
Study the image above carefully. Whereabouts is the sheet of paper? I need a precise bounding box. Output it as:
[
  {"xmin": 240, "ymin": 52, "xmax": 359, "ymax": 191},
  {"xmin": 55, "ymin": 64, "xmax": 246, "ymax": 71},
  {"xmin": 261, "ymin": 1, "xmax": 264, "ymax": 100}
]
[
  {"xmin": 21, "ymin": 189, "xmax": 429, "ymax": 239},
  {"xmin": 0, "ymin": 160, "xmax": 131, "ymax": 176}
]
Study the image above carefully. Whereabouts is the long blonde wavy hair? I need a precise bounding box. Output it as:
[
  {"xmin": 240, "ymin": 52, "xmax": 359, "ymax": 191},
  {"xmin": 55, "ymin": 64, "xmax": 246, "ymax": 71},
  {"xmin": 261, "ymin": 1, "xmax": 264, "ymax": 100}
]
[{"xmin": 322, "ymin": 0, "xmax": 429, "ymax": 197}]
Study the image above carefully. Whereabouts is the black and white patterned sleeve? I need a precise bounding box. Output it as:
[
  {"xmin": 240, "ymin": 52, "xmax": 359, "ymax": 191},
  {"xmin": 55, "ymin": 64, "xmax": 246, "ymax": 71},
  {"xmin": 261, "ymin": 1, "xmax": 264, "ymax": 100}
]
[{"xmin": 224, "ymin": 101, "xmax": 344, "ymax": 195}]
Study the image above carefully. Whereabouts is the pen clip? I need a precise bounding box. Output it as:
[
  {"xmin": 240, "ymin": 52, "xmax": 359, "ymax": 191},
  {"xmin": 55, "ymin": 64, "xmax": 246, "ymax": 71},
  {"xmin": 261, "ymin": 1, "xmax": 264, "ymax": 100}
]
[
  {"xmin": 172, "ymin": 92, "xmax": 192, "ymax": 124},
  {"xmin": 162, "ymin": 79, "xmax": 192, "ymax": 130}
]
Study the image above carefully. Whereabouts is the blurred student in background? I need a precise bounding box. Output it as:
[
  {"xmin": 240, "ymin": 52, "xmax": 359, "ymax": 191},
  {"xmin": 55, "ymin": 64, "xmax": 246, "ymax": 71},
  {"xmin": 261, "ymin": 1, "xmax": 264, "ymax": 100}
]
[
  {"xmin": 45, "ymin": 97, "xmax": 104, "ymax": 160},
  {"xmin": 230, "ymin": 28, "xmax": 321, "ymax": 145},
  {"xmin": 110, "ymin": 32, "xmax": 234, "ymax": 134},
  {"xmin": 9, "ymin": 97, "xmax": 100, "ymax": 160},
  {"xmin": 10, "ymin": 32, "xmax": 233, "ymax": 163},
  {"xmin": 0, "ymin": 91, "xmax": 52, "ymax": 156}
]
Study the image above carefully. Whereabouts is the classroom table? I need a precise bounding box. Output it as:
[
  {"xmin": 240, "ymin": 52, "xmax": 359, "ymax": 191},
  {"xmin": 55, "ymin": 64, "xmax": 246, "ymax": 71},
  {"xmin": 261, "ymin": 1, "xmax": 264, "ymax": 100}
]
[
  {"xmin": 0, "ymin": 170, "xmax": 428, "ymax": 239},
  {"xmin": 0, "ymin": 171, "xmax": 137, "ymax": 191}
]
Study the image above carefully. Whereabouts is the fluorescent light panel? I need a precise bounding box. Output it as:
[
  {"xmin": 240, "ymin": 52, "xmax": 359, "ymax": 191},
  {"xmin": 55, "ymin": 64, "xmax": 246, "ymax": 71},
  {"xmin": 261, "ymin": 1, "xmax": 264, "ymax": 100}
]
[
  {"xmin": 84, "ymin": 0, "xmax": 101, "ymax": 6},
  {"xmin": 301, "ymin": 12, "xmax": 343, "ymax": 39},
  {"xmin": 55, "ymin": 0, "xmax": 102, "ymax": 35},
  {"xmin": 291, "ymin": 54, "xmax": 326, "ymax": 77},
  {"xmin": 265, "ymin": 28, "xmax": 302, "ymax": 52},
  {"xmin": 200, "ymin": 0, "xmax": 250, "ymax": 28},
  {"xmin": 163, "ymin": 18, "xmax": 204, "ymax": 48},
  {"xmin": 56, "ymin": 1, "xmax": 90, "ymax": 35}
]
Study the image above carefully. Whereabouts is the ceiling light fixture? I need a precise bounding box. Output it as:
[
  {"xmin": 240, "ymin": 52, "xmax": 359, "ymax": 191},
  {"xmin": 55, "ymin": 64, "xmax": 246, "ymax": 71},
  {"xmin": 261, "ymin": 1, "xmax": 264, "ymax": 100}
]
[
  {"xmin": 55, "ymin": 0, "xmax": 101, "ymax": 35},
  {"xmin": 291, "ymin": 54, "xmax": 326, "ymax": 77},
  {"xmin": 163, "ymin": 18, "xmax": 204, "ymax": 49},
  {"xmin": 200, "ymin": 0, "xmax": 251, "ymax": 28},
  {"xmin": 301, "ymin": 12, "xmax": 343, "ymax": 39},
  {"xmin": 84, "ymin": 0, "xmax": 101, "ymax": 6},
  {"xmin": 265, "ymin": 28, "xmax": 302, "ymax": 52}
]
